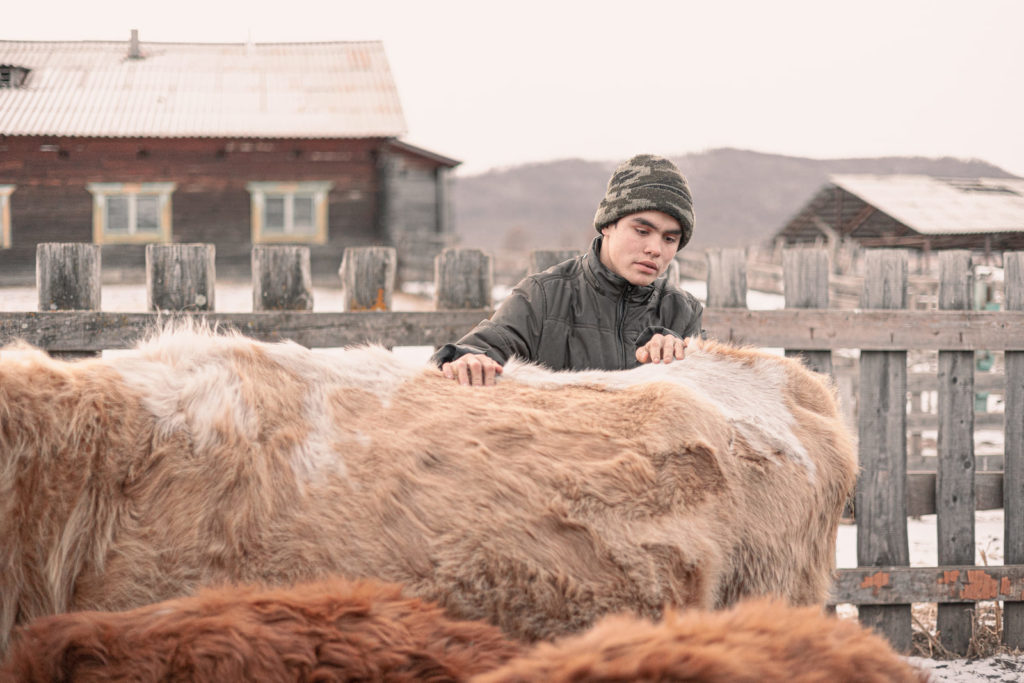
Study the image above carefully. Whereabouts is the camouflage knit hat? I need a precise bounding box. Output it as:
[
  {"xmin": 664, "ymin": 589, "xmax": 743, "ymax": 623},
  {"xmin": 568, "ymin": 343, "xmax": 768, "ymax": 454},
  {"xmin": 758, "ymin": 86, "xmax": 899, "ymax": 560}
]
[{"xmin": 593, "ymin": 154, "xmax": 695, "ymax": 247}]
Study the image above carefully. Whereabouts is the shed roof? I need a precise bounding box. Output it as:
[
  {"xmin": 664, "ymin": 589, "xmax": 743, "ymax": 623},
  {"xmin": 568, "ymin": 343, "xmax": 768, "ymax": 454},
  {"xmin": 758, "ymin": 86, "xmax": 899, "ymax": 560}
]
[
  {"xmin": 0, "ymin": 38, "xmax": 406, "ymax": 139},
  {"xmin": 830, "ymin": 174, "xmax": 1024, "ymax": 235}
]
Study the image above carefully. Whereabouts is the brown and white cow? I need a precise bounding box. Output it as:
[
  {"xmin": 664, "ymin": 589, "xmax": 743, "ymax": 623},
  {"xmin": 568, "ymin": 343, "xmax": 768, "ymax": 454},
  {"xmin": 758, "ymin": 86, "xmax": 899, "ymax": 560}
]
[{"xmin": 0, "ymin": 324, "xmax": 856, "ymax": 653}]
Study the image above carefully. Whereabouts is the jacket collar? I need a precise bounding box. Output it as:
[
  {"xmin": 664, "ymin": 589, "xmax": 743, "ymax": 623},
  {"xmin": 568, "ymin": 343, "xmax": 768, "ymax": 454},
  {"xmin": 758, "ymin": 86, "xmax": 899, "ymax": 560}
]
[{"xmin": 582, "ymin": 235, "xmax": 658, "ymax": 303}]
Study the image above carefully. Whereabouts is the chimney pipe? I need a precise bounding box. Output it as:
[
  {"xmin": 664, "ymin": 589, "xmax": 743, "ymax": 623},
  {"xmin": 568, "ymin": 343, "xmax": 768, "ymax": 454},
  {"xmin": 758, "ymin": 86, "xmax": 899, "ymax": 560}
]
[{"xmin": 129, "ymin": 29, "xmax": 141, "ymax": 59}]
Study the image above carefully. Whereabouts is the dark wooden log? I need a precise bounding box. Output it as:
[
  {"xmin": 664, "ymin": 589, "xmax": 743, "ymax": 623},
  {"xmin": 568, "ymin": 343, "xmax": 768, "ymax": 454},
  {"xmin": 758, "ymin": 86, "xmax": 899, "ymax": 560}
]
[
  {"xmin": 528, "ymin": 249, "xmax": 579, "ymax": 275},
  {"xmin": 830, "ymin": 565, "xmax": 1024, "ymax": 605},
  {"xmin": 782, "ymin": 248, "xmax": 832, "ymax": 376},
  {"xmin": 35, "ymin": 242, "xmax": 101, "ymax": 359},
  {"xmin": 705, "ymin": 248, "xmax": 747, "ymax": 308},
  {"xmin": 252, "ymin": 245, "xmax": 313, "ymax": 312},
  {"xmin": 856, "ymin": 249, "xmax": 911, "ymax": 653},
  {"xmin": 338, "ymin": 246, "xmax": 396, "ymax": 312},
  {"xmin": 434, "ymin": 248, "xmax": 492, "ymax": 311},
  {"xmin": 1005, "ymin": 251, "xmax": 1024, "ymax": 649},
  {"xmin": 146, "ymin": 243, "xmax": 216, "ymax": 312},
  {"xmin": 36, "ymin": 243, "xmax": 101, "ymax": 311}
]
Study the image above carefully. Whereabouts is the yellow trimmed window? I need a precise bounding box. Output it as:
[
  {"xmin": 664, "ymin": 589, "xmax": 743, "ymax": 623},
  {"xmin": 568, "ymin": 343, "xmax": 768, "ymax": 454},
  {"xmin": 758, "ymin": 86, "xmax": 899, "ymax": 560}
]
[
  {"xmin": 87, "ymin": 182, "xmax": 176, "ymax": 244},
  {"xmin": 0, "ymin": 185, "xmax": 13, "ymax": 248},
  {"xmin": 247, "ymin": 181, "xmax": 332, "ymax": 244}
]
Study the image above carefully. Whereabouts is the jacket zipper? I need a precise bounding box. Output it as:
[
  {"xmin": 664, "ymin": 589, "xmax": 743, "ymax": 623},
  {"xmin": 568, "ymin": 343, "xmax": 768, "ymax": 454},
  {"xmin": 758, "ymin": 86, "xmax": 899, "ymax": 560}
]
[{"xmin": 617, "ymin": 288, "xmax": 629, "ymax": 368}]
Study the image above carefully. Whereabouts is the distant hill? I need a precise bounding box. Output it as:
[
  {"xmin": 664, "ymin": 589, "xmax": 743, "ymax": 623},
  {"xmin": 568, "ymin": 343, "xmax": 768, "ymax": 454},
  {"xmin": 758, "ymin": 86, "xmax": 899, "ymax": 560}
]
[{"xmin": 452, "ymin": 148, "xmax": 1017, "ymax": 256}]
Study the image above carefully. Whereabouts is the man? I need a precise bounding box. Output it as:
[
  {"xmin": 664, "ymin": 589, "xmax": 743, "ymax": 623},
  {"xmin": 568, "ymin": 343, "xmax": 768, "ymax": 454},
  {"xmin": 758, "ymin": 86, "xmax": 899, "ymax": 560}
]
[{"xmin": 432, "ymin": 153, "xmax": 703, "ymax": 385}]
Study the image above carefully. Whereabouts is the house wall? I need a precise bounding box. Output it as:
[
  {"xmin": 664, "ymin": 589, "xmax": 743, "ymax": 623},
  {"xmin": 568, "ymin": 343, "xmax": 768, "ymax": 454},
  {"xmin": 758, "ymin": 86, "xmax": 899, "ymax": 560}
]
[
  {"xmin": 0, "ymin": 135, "xmax": 448, "ymax": 286},
  {"xmin": 378, "ymin": 148, "xmax": 455, "ymax": 284}
]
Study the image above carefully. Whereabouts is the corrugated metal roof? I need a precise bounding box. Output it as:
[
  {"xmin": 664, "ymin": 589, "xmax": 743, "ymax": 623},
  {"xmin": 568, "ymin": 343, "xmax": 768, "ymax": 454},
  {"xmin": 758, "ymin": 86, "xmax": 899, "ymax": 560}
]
[
  {"xmin": 830, "ymin": 174, "xmax": 1024, "ymax": 235},
  {"xmin": 0, "ymin": 39, "xmax": 406, "ymax": 138}
]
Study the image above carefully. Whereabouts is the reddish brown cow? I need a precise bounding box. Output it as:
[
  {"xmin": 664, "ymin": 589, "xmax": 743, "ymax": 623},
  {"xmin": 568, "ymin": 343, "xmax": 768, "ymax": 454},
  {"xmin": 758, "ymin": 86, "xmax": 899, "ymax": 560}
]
[
  {"xmin": 0, "ymin": 324, "xmax": 857, "ymax": 653},
  {"xmin": 0, "ymin": 577, "xmax": 522, "ymax": 682},
  {"xmin": 473, "ymin": 599, "xmax": 930, "ymax": 683}
]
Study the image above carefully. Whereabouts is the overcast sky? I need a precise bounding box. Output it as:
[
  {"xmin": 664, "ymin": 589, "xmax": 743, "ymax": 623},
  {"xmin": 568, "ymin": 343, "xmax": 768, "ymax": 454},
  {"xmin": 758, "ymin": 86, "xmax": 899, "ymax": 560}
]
[{"xmin": 7, "ymin": 0, "xmax": 1023, "ymax": 176}]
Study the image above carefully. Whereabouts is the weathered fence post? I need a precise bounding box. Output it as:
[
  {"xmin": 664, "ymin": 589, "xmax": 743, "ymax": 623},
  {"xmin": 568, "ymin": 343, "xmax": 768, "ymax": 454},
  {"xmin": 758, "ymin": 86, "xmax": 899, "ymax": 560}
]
[
  {"xmin": 529, "ymin": 249, "xmax": 578, "ymax": 275},
  {"xmin": 146, "ymin": 244, "xmax": 216, "ymax": 312},
  {"xmin": 857, "ymin": 249, "xmax": 911, "ymax": 652},
  {"xmin": 37, "ymin": 243, "xmax": 101, "ymax": 359},
  {"xmin": 1005, "ymin": 251, "xmax": 1024, "ymax": 649},
  {"xmin": 339, "ymin": 246, "xmax": 396, "ymax": 312},
  {"xmin": 705, "ymin": 248, "xmax": 747, "ymax": 308},
  {"xmin": 252, "ymin": 246, "xmax": 313, "ymax": 311},
  {"xmin": 783, "ymin": 248, "xmax": 833, "ymax": 376},
  {"xmin": 434, "ymin": 248, "xmax": 492, "ymax": 311},
  {"xmin": 936, "ymin": 250, "xmax": 976, "ymax": 653}
]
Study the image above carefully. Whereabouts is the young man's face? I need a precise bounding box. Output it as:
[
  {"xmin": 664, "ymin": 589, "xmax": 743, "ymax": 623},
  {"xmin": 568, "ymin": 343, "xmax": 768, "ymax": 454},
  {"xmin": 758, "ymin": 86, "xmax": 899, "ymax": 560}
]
[{"xmin": 599, "ymin": 210, "xmax": 683, "ymax": 286}]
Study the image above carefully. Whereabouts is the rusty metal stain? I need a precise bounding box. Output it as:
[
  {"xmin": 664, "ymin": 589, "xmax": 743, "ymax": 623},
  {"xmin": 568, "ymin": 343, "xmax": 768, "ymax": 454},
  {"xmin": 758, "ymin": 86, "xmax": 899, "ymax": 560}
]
[
  {"xmin": 938, "ymin": 569, "xmax": 962, "ymax": 598},
  {"xmin": 1001, "ymin": 577, "xmax": 1012, "ymax": 597},
  {"xmin": 938, "ymin": 569, "xmax": 960, "ymax": 584},
  {"xmin": 961, "ymin": 570, "xmax": 1000, "ymax": 600},
  {"xmin": 349, "ymin": 288, "xmax": 388, "ymax": 312},
  {"xmin": 860, "ymin": 572, "xmax": 890, "ymax": 597}
]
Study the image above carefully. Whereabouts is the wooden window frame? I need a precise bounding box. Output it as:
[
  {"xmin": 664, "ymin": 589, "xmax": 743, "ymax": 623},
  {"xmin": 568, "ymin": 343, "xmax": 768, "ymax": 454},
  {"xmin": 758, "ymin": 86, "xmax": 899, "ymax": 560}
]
[
  {"xmin": 0, "ymin": 185, "xmax": 13, "ymax": 249},
  {"xmin": 87, "ymin": 182, "xmax": 176, "ymax": 245},
  {"xmin": 247, "ymin": 181, "xmax": 332, "ymax": 244}
]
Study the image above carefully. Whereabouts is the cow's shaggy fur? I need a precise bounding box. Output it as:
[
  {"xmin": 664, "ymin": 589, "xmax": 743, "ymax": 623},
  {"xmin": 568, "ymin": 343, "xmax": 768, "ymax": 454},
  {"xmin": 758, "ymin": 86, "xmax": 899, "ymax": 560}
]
[
  {"xmin": 472, "ymin": 599, "xmax": 930, "ymax": 683},
  {"xmin": 0, "ymin": 577, "xmax": 522, "ymax": 683},
  {"xmin": 0, "ymin": 324, "xmax": 857, "ymax": 653}
]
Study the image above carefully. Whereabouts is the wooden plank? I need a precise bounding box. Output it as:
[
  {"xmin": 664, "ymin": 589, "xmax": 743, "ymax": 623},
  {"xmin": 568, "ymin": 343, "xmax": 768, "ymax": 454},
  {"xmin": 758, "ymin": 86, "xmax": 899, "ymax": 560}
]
[
  {"xmin": 782, "ymin": 248, "xmax": 832, "ymax": 376},
  {"xmin": 907, "ymin": 471, "xmax": 1003, "ymax": 516},
  {"xmin": 856, "ymin": 250, "xmax": 911, "ymax": 652},
  {"xmin": 705, "ymin": 248, "xmax": 747, "ymax": 308},
  {"xmin": 830, "ymin": 565, "xmax": 1024, "ymax": 605},
  {"xmin": 0, "ymin": 310, "xmax": 493, "ymax": 350},
  {"xmin": 701, "ymin": 308, "xmax": 1024, "ymax": 350},
  {"xmin": 908, "ymin": 372, "xmax": 1004, "ymax": 392},
  {"xmin": 338, "ymin": 246, "xmax": 396, "ymax": 312},
  {"xmin": 7, "ymin": 308, "xmax": 1024, "ymax": 352},
  {"xmin": 36, "ymin": 243, "xmax": 101, "ymax": 311},
  {"xmin": 36, "ymin": 242, "xmax": 101, "ymax": 359},
  {"xmin": 906, "ymin": 412, "xmax": 1003, "ymax": 430},
  {"xmin": 936, "ymin": 251, "xmax": 976, "ymax": 652},
  {"xmin": 146, "ymin": 243, "xmax": 216, "ymax": 312},
  {"xmin": 252, "ymin": 245, "xmax": 313, "ymax": 312},
  {"xmin": 1005, "ymin": 252, "xmax": 1024, "ymax": 649},
  {"xmin": 434, "ymin": 248, "xmax": 492, "ymax": 310}
]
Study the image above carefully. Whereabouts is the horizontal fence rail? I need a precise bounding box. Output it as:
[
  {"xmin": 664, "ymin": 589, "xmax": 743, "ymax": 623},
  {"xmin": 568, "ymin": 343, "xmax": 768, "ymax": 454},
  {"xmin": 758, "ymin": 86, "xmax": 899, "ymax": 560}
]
[
  {"xmin": 1, "ymin": 242, "xmax": 1023, "ymax": 655},
  {"xmin": 4, "ymin": 308, "xmax": 1024, "ymax": 351}
]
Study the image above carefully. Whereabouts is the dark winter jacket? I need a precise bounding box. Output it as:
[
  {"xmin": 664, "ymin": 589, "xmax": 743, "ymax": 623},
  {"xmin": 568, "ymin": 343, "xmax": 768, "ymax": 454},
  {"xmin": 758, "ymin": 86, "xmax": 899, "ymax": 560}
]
[{"xmin": 430, "ymin": 236, "xmax": 703, "ymax": 371}]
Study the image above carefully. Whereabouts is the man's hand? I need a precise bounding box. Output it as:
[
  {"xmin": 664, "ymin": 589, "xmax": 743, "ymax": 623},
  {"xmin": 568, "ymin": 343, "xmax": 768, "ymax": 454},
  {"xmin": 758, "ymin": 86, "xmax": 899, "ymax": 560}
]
[
  {"xmin": 441, "ymin": 353, "xmax": 503, "ymax": 386},
  {"xmin": 636, "ymin": 334, "xmax": 688, "ymax": 364}
]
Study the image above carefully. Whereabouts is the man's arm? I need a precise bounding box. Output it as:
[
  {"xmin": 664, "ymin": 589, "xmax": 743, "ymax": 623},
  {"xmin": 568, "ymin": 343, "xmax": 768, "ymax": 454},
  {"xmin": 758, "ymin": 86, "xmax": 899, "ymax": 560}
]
[
  {"xmin": 431, "ymin": 278, "xmax": 545, "ymax": 385},
  {"xmin": 634, "ymin": 292, "xmax": 704, "ymax": 364}
]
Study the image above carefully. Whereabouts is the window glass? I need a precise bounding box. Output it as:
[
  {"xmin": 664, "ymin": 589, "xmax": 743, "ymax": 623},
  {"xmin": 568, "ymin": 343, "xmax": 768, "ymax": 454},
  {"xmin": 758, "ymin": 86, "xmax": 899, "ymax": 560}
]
[
  {"xmin": 265, "ymin": 195, "xmax": 286, "ymax": 232},
  {"xmin": 136, "ymin": 195, "xmax": 160, "ymax": 231},
  {"xmin": 293, "ymin": 195, "xmax": 315, "ymax": 234},
  {"xmin": 106, "ymin": 195, "xmax": 130, "ymax": 233}
]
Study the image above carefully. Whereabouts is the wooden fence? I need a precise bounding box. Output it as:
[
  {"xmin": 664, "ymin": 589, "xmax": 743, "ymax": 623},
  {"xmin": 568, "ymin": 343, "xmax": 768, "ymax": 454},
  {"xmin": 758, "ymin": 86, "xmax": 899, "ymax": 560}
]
[{"xmin": 2, "ymin": 242, "xmax": 1024, "ymax": 655}]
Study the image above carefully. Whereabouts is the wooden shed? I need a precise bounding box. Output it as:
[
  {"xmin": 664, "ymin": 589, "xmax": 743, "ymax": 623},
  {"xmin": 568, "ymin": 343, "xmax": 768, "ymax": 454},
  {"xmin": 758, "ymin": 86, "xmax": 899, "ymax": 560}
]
[
  {"xmin": 0, "ymin": 33, "xmax": 458, "ymax": 285},
  {"xmin": 774, "ymin": 174, "xmax": 1024, "ymax": 261}
]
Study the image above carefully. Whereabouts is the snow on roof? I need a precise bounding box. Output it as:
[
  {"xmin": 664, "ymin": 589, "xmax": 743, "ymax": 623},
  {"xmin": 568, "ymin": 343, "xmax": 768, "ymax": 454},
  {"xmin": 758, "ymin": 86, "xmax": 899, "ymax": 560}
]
[
  {"xmin": 0, "ymin": 38, "xmax": 406, "ymax": 139},
  {"xmin": 829, "ymin": 174, "xmax": 1024, "ymax": 234}
]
